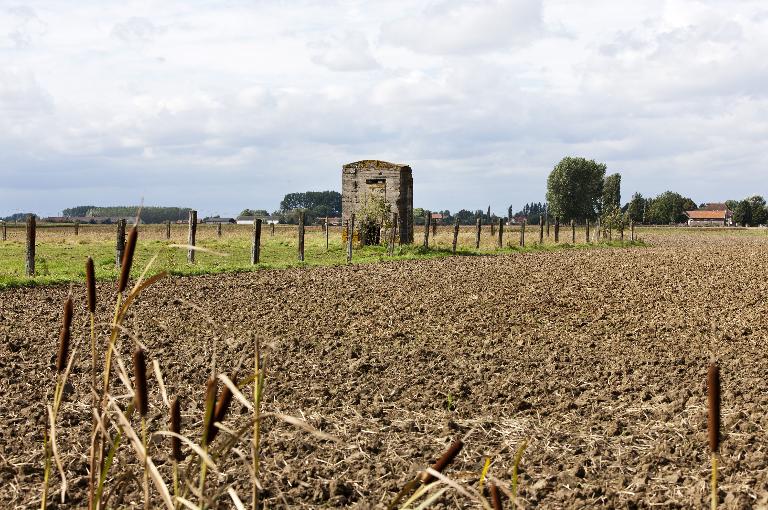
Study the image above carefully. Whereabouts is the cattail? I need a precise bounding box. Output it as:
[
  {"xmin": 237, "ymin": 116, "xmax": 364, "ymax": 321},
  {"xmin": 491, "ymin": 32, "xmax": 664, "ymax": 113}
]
[
  {"xmin": 489, "ymin": 483, "xmax": 503, "ymax": 510},
  {"xmin": 170, "ymin": 397, "xmax": 184, "ymax": 461},
  {"xmin": 419, "ymin": 439, "xmax": 464, "ymax": 484},
  {"xmin": 208, "ymin": 374, "xmax": 236, "ymax": 443},
  {"xmin": 133, "ymin": 348, "xmax": 148, "ymax": 417},
  {"xmin": 708, "ymin": 362, "xmax": 721, "ymax": 453},
  {"xmin": 85, "ymin": 257, "xmax": 96, "ymax": 314},
  {"xmin": 202, "ymin": 377, "xmax": 217, "ymax": 444},
  {"xmin": 118, "ymin": 226, "xmax": 138, "ymax": 293},
  {"xmin": 56, "ymin": 297, "xmax": 74, "ymax": 372}
]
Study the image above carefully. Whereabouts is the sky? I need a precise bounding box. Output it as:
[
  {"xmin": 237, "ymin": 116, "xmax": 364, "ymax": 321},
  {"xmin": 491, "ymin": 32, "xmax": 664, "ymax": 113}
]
[{"xmin": 1, "ymin": 0, "xmax": 768, "ymax": 218}]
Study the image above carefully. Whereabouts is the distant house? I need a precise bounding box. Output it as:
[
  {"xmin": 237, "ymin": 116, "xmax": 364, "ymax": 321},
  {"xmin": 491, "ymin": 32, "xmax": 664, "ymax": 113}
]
[
  {"xmin": 685, "ymin": 209, "xmax": 733, "ymax": 226},
  {"xmin": 236, "ymin": 215, "xmax": 279, "ymax": 225},
  {"xmin": 323, "ymin": 217, "xmax": 342, "ymax": 226},
  {"xmin": 430, "ymin": 213, "xmax": 444, "ymax": 224},
  {"xmin": 203, "ymin": 217, "xmax": 236, "ymax": 224}
]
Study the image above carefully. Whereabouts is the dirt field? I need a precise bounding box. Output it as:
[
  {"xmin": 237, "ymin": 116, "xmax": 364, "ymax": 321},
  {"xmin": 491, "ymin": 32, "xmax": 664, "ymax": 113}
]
[{"xmin": 1, "ymin": 230, "xmax": 767, "ymax": 508}]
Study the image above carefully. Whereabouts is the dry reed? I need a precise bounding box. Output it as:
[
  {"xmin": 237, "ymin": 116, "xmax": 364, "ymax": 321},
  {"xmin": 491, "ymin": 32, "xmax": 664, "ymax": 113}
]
[{"xmin": 118, "ymin": 226, "xmax": 137, "ymax": 293}]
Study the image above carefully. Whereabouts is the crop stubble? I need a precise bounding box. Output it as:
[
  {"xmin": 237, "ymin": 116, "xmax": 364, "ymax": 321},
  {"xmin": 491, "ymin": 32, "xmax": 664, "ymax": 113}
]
[{"xmin": 0, "ymin": 230, "xmax": 767, "ymax": 508}]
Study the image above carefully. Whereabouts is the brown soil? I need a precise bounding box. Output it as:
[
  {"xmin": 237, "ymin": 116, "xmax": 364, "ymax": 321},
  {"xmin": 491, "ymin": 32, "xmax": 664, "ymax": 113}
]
[{"xmin": 1, "ymin": 231, "xmax": 768, "ymax": 509}]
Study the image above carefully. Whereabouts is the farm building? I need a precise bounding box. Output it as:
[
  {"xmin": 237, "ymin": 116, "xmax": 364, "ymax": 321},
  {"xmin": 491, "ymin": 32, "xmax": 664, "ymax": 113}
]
[
  {"xmin": 342, "ymin": 160, "xmax": 413, "ymax": 244},
  {"xmin": 685, "ymin": 209, "xmax": 733, "ymax": 226},
  {"xmin": 203, "ymin": 217, "xmax": 236, "ymax": 224},
  {"xmin": 236, "ymin": 216, "xmax": 280, "ymax": 225},
  {"xmin": 430, "ymin": 213, "xmax": 444, "ymax": 224}
]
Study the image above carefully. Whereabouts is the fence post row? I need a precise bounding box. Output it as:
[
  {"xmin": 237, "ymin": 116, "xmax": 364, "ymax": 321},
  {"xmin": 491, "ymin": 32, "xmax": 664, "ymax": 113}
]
[
  {"xmin": 539, "ymin": 216, "xmax": 544, "ymax": 244},
  {"xmin": 452, "ymin": 218, "xmax": 460, "ymax": 254},
  {"xmin": 571, "ymin": 220, "xmax": 576, "ymax": 244},
  {"xmin": 188, "ymin": 210, "xmax": 197, "ymax": 263},
  {"xmin": 298, "ymin": 211, "xmax": 305, "ymax": 262},
  {"xmin": 520, "ymin": 220, "xmax": 526, "ymax": 247},
  {"xmin": 423, "ymin": 211, "xmax": 430, "ymax": 248},
  {"xmin": 554, "ymin": 217, "xmax": 560, "ymax": 243},
  {"xmin": 166, "ymin": 220, "xmax": 171, "ymax": 240},
  {"xmin": 116, "ymin": 219, "xmax": 126, "ymax": 269},
  {"xmin": 388, "ymin": 212, "xmax": 398, "ymax": 256},
  {"xmin": 346, "ymin": 214, "xmax": 355, "ymax": 263},
  {"xmin": 25, "ymin": 215, "xmax": 36, "ymax": 277},
  {"xmin": 497, "ymin": 218, "xmax": 504, "ymax": 248},
  {"xmin": 251, "ymin": 218, "xmax": 262, "ymax": 265}
]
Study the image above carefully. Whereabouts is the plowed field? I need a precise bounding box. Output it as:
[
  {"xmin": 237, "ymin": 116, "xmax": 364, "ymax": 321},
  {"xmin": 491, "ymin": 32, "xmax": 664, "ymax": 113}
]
[{"xmin": 1, "ymin": 230, "xmax": 767, "ymax": 509}]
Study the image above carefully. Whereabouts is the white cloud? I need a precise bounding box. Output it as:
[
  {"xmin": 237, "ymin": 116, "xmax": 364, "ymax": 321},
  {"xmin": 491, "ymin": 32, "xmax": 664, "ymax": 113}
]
[
  {"xmin": 309, "ymin": 31, "xmax": 379, "ymax": 71},
  {"xmin": 2, "ymin": 0, "xmax": 768, "ymax": 217},
  {"xmin": 381, "ymin": 0, "xmax": 543, "ymax": 55}
]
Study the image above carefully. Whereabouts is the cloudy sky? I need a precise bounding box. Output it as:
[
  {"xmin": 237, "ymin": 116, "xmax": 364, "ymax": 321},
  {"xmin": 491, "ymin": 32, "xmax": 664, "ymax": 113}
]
[{"xmin": 2, "ymin": 0, "xmax": 767, "ymax": 218}]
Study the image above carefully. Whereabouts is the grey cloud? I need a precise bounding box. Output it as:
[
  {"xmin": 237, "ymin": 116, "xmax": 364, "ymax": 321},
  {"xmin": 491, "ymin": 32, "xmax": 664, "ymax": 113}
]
[
  {"xmin": 309, "ymin": 31, "xmax": 379, "ymax": 71},
  {"xmin": 380, "ymin": 0, "xmax": 543, "ymax": 55},
  {"xmin": 112, "ymin": 17, "xmax": 165, "ymax": 43}
]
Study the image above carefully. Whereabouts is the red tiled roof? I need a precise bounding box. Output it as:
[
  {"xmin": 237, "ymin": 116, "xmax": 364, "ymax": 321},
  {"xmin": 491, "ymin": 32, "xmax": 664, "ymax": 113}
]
[{"xmin": 686, "ymin": 210, "xmax": 727, "ymax": 220}]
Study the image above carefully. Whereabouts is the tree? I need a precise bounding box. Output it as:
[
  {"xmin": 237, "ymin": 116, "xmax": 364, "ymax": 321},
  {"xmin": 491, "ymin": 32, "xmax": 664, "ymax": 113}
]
[
  {"xmin": 725, "ymin": 200, "xmax": 739, "ymax": 212},
  {"xmin": 546, "ymin": 157, "xmax": 606, "ymax": 222},
  {"xmin": 239, "ymin": 209, "xmax": 269, "ymax": 217},
  {"xmin": 748, "ymin": 195, "xmax": 768, "ymax": 226},
  {"xmin": 602, "ymin": 173, "xmax": 621, "ymax": 213},
  {"xmin": 645, "ymin": 191, "xmax": 695, "ymax": 224},
  {"xmin": 626, "ymin": 192, "xmax": 645, "ymax": 223},
  {"xmin": 507, "ymin": 204, "xmax": 514, "ymax": 221},
  {"xmin": 734, "ymin": 200, "xmax": 752, "ymax": 227},
  {"xmin": 279, "ymin": 191, "xmax": 342, "ymax": 224}
]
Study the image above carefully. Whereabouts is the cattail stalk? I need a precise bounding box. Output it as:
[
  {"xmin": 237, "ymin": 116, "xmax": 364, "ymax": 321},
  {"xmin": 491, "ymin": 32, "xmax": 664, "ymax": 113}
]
[
  {"xmin": 118, "ymin": 226, "xmax": 137, "ymax": 293},
  {"xmin": 252, "ymin": 337, "xmax": 265, "ymax": 510},
  {"xmin": 199, "ymin": 377, "xmax": 217, "ymax": 508},
  {"xmin": 43, "ymin": 296, "xmax": 74, "ymax": 510},
  {"xmin": 133, "ymin": 348, "xmax": 149, "ymax": 509},
  {"xmin": 708, "ymin": 362, "xmax": 721, "ymax": 510},
  {"xmin": 489, "ymin": 483, "xmax": 503, "ymax": 510},
  {"xmin": 170, "ymin": 397, "xmax": 182, "ymax": 504},
  {"xmin": 418, "ymin": 439, "xmax": 464, "ymax": 484},
  {"xmin": 208, "ymin": 373, "xmax": 236, "ymax": 444},
  {"xmin": 86, "ymin": 257, "xmax": 97, "ymax": 510}
]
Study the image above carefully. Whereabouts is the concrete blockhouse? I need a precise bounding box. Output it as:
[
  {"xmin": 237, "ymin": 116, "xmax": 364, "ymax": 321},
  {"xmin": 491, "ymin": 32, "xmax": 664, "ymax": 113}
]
[{"xmin": 342, "ymin": 160, "xmax": 413, "ymax": 244}]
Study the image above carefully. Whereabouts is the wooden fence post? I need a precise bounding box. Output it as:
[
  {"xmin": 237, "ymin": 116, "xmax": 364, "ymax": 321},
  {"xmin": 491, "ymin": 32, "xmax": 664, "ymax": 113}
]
[
  {"xmin": 475, "ymin": 218, "xmax": 481, "ymax": 249},
  {"xmin": 586, "ymin": 221, "xmax": 590, "ymax": 243},
  {"xmin": 423, "ymin": 211, "xmax": 430, "ymax": 248},
  {"xmin": 631, "ymin": 221, "xmax": 635, "ymax": 242},
  {"xmin": 497, "ymin": 218, "xmax": 504, "ymax": 248},
  {"xmin": 432, "ymin": 218, "xmax": 437, "ymax": 238},
  {"xmin": 520, "ymin": 220, "xmax": 526, "ymax": 247},
  {"xmin": 165, "ymin": 220, "xmax": 171, "ymax": 240},
  {"xmin": 546, "ymin": 215, "xmax": 550, "ymax": 238},
  {"xmin": 115, "ymin": 219, "xmax": 126, "ymax": 269},
  {"xmin": 74, "ymin": 220, "xmax": 79, "ymax": 236},
  {"xmin": 188, "ymin": 210, "xmax": 197, "ymax": 263},
  {"xmin": 539, "ymin": 216, "xmax": 544, "ymax": 244},
  {"xmin": 554, "ymin": 217, "xmax": 560, "ymax": 243},
  {"xmin": 1, "ymin": 220, "xmax": 6, "ymax": 241},
  {"xmin": 596, "ymin": 218, "xmax": 601, "ymax": 242},
  {"xmin": 452, "ymin": 218, "xmax": 460, "ymax": 254},
  {"xmin": 271, "ymin": 223, "xmax": 275, "ymax": 236},
  {"xmin": 571, "ymin": 220, "xmax": 576, "ymax": 244},
  {"xmin": 620, "ymin": 223, "xmax": 624, "ymax": 241},
  {"xmin": 346, "ymin": 214, "xmax": 355, "ymax": 263},
  {"xmin": 388, "ymin": 212, "xmax": 398, "ymax": 256},
  {"xmin": 325, "ymin": 217, "xmax": 329, "ymax": 251},
  {"xmin": 251, "ymin": 218, "xmax": 262, "ymax": 264},
  {"xmin": 217, "ymin": 222, "xmax": 222, "ymax": 238},
  {"xmin": 298, "ymin": 211, "xmax": 305, "ymax": 262},
  {"xmin": 490, "ymin": 221, "xmax": 495, "ymax": 237},
  {"xmin": 25, "ymin": 215, "xmax": 35, "ymax": 276}
]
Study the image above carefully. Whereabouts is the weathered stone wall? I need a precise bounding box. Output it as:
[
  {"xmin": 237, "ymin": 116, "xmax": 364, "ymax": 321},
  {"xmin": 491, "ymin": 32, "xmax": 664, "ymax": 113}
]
[{"xmin": 342, "ymin": 160, "xmax": 414, "ymax": 244}]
